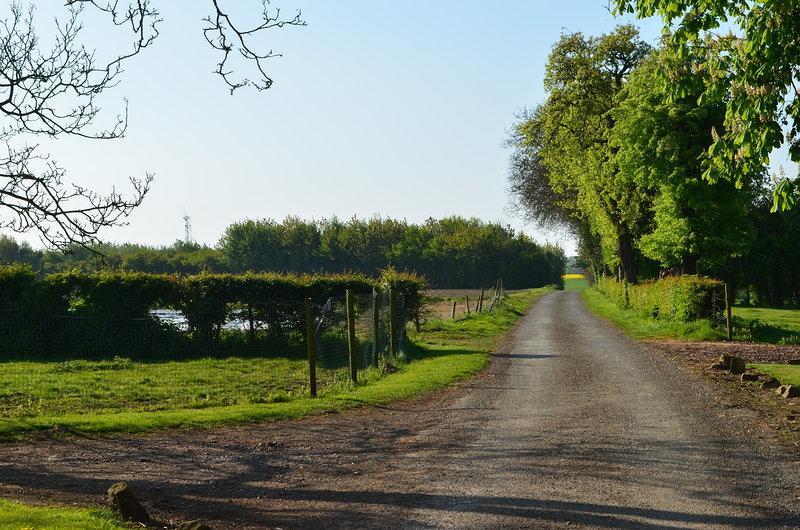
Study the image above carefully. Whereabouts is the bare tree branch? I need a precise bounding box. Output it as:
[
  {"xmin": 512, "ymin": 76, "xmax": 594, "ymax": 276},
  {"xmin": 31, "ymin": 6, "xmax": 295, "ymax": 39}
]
[
  {"xmin": 0, "ymin": 142, "xmax": 150, "ymax": 251},
  {"xmin": 203, "ymin": 0, "xmax": 306, "ymax": 94},
  {"xmin": 0, "ymin": 1, "xmax": 303, "ymax": 250}
]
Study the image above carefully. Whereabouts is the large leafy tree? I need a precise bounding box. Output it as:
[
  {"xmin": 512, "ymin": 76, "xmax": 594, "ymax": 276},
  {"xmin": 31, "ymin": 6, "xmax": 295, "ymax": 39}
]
[
  {"xmin": 610, "ymin": 51, "xmax": 762, "ymax": 273},
  {"xmin": 613, "ymin": 0, "xmax": 800, "ymax": 210},
  {"xmin": 517, "ymin": 25, "xmax": 651, "ymax": 281}
]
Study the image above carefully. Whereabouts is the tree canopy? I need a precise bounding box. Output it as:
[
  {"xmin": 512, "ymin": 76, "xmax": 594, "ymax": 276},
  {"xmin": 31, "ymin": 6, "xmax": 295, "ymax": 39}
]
[
  {"xmin": 613, "ymin": 0, "xmax": 800, "ymax": 210},
  {"xmin": 508, "ymin": 22, "xmax": 797, "ymax": 304}
]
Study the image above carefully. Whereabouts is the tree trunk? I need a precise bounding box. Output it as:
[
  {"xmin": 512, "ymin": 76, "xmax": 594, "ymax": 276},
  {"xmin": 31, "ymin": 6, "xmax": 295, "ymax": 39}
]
[
  {"xmin": 681, "ymin": 253, "xmax": 699, "ymax": 275},
  {"xmin": 617, "ymin": 230, "xmax": 637, "ymax": 283}
]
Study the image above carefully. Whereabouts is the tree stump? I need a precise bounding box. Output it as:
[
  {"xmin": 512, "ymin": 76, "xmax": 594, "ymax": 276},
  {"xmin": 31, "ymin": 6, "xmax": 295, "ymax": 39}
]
[{"xmin": 107, "ymin": 482, "xmax": 150, "ymax": 523}]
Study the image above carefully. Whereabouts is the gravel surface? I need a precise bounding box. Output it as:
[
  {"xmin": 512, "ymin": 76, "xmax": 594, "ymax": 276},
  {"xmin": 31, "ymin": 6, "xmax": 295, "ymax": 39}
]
[{"xmin": 1, "ymin": 291, "xmax": 799, "ymax": 528}]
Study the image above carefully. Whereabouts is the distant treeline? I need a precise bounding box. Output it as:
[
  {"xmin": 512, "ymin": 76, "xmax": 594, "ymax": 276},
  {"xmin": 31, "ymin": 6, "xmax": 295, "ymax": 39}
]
[{"xmin": 0, "ymin": 216, "xmax": 565, "ymax": 289}]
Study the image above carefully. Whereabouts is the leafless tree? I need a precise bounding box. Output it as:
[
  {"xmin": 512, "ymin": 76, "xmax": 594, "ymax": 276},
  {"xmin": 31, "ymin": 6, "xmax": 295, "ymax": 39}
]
[{"xmin": 0, "ymin": 1, "xmax": 305, "ymax": 250}]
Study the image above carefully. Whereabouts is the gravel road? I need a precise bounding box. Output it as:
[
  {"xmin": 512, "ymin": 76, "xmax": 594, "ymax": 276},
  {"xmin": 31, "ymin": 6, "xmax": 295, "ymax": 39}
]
[{"xmin": 1, "ymin": 290, "xmax": 799, "ymax": 528}]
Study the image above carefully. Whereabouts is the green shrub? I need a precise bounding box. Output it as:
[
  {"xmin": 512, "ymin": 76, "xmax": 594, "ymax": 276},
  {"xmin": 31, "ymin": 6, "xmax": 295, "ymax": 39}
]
[
  {"xmin": 0, "ymin": 266, "xmax": 427, "ymax": 360},
  {"xmin": 379, "ymin": 267, "xmax": 427, "ymax": 324},
  {"xmin": 45, "ymin": 270, "xmax": 181, "ymax": 318},
  {"xmin": 595, "ymin": 275, "xmax": 723, "ymax": 322}
]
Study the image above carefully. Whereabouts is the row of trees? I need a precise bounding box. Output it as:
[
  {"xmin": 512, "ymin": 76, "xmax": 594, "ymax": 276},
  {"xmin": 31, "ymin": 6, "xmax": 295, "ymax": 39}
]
[
  {"xmin": 0, "ymin": 216, "xmax": 566, "ymax": 289},
  {"xmin": 508, "ymin": 16, "xmax": 800, "ymax": 305}
]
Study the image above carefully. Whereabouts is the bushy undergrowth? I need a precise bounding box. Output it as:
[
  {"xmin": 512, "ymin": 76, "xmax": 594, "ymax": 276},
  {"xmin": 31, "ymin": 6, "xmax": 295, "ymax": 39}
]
[
  {"xmin": 595, "ymin": 275, "xmax": 723, "ymax": 322},
  {"xmin": 582, "ymin": 288, "xmax": 722, "ymax": 341}
]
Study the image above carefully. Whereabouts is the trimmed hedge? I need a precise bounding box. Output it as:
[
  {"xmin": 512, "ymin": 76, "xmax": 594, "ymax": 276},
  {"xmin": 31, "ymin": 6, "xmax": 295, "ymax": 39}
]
[
  {"xmin": 595, "ymin": 275, "xmax": 724, "ymax": 322},
  {"xmin": 0, "ymin": 266, "xmax": 426, "ymax": 358}
]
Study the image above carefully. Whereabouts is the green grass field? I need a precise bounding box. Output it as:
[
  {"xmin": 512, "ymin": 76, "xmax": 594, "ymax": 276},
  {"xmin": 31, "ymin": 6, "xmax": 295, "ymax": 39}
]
[
  {"xmin": 0, "ymin": 288, "xmax": 551, "ymax": 440},
  {"xmin": 581, "ymin": 287, "xmax": 722, "ymax": 341},
  {"xmin": 732, "ymin": 306, "xmax": 800, "ymax": 344},
  {"xmin": 0, "ymin": 288, "xmax": 551, "ymax": 525},
  {"xmin": 0, "ymin": 499, "xmax": 126, "ymax": 530}
]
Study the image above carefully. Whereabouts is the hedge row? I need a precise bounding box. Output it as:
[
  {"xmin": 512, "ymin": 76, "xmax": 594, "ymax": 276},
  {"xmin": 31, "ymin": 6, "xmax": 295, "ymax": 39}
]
[
  {"xmin": 0, "ymin": 266, "xmax": 426, "ymax": 358},
  {"xmin": 595, "ymin": 275, "xmax": 724, "ymax": 322}
]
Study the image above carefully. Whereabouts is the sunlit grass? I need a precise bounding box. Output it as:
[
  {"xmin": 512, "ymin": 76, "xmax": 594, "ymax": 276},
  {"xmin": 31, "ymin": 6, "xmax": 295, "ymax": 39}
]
[
  {"xmin": 563, "ymin": 274, "xmax": 589, "ymax": 291},
  {"xmin": 0, "ymin": 499, "xmax": 125, "ymax": 530},
  {"xmin": 733, "ymin": 306, "xmax": 800, "ymax": 344},
  {"xmin": 581, "ymin": 287, "xmax": 722, "ymax": 341},
  {"xmin": 750, "ymin": 363, "xmax": 800, "ymax": 386},
  {"xmin": 0, "ymin": 289, "xmax": 550, "ymax": 440}
]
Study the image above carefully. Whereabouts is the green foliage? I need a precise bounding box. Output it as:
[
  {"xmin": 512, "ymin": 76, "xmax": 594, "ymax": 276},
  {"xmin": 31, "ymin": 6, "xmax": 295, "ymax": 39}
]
[
  {"xmin": 219, "ymin": 216, "xmax": 565, "ymax": 289},
  {"xmin": 516, "ymin": 25, "xmax": 652, "ymax": 281},
  {"xmin": 582, "ymin": 287, "xmax": 722, "ymax": 341},
  {"xmin": 46, "ymin": 270, "xmax": 181, "ymax": 318},
  {"xmin": 734, "ymin": 199, "xmax": 800, "ymax": 307},
  {"xmin": 613, "ymin": 0, "xmax": 800, "ymax": 210},
  {"xmin": 610, "ymin": 52, "xmax": 759, "ymax": 271},
  {"xmin": 380, "ymin": 267, "xmax": 427, "ymax": 326},
  {"xmin": 595, "ymin": 275, "xmax": 723, "ymax": 322},
  {"xmin": 512, "ymin": 23, "xmax": 783, "ymax": 285},
  {"xmin": 1, "ymin": 216, "xmax": 565, "ymax": 290},
  {"xmin": 0, "ymin": 234, "xmax": 42, "ymax": 269},
  {"xmin": 0, "ymin": 266, "xmax": 425, "ymax": 359}
]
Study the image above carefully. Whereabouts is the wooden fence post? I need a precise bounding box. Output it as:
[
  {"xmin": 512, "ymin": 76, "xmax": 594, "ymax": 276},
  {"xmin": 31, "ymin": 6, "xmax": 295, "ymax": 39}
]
[
  {"xmin": 466, "ymin": 295, "xmax": 470, "ymax": 315},
  {"xmin": 304, "ymin": 297, "xmax": 317, "ymax": 397},
  {"xmin": 372, "ymin": 287, "xmax": 380, "ymax": 367},
  {"xmin": 711, "ymin": 291, "xmax": 718, "ymax": 328},
  {"xmin": 346, "ymin": 290, "xmax": 358, "ymax": 384},
  {"xmin": 725, "ymin": 283, "xmax": 733, "ymax": 341},
  {"xmin": 478, "ymin": 287, "xmax": 485, "ymax": 313},
  {"xmin": 389, "ymin": 287, "xmax": 397, "ymax": 358},
  {"xmin": 451, "ymin": 300, "xmax": 457, "ymax": 319},
  {"xmin": 247, "ymin": 304, "xmax": 255, "ymax": 345}
]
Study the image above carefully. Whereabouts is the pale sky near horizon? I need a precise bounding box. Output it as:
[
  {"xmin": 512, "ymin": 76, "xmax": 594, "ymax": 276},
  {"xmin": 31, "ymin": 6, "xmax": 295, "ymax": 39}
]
[{"xmin": 0, "ymin": 2, "xmax": 681, "ymax": 255}]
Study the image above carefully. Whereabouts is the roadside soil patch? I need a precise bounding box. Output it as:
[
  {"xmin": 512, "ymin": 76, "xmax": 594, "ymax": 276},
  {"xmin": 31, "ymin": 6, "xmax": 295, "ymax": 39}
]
[{"xmin": 647, "ymin": 340, "xmax": 800, "ymax": 451}]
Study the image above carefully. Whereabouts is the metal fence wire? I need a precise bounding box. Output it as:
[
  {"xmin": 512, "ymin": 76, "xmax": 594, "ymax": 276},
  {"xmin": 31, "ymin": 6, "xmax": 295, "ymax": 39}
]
[
  {"xmin": 0, "ymin": 287, "xmax": 414, "ymax": 422},
  {"xmin": 0, "ymin": 300, "xmax": 312, "ymax": 360},
  {"xmin": 313, "ymin": 290, "xmax": 408, "ymax": 369}
]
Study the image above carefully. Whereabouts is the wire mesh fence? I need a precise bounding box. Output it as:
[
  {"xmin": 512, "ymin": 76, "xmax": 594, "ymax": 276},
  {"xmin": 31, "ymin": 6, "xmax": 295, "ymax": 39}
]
[{"xmin": 0, "ymin": 287, "xmax": 417, "ymax": 423}]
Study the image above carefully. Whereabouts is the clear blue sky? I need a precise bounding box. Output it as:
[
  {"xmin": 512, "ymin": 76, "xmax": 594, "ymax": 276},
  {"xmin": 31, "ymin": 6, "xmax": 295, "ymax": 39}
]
[{"xmin": 14, "ymin": 1, "xmax": 670, "ymax": 255}]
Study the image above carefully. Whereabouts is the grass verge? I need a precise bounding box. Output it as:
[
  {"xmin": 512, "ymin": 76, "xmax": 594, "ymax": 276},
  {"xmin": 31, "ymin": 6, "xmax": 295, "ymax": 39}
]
[
  {"xmin": 0, "ymin": 288, "xmax": 551, "ymax": 440},
  {"xmin": 750, "ymin": 363, "xmax": 800, "ymax": 386},
  {"xmin": 0, "ymin": 498, "xmax": 126, "ymax": 530},
  {"xmin": 581, "ymin": 287, "xmax": 722, "ymax": 341}
]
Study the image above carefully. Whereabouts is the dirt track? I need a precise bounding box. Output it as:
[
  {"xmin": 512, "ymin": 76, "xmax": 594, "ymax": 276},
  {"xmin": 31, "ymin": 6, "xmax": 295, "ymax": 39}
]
[{"xmin": 1, "ymin": 291, "xmax": 799, "ymax": 528}]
